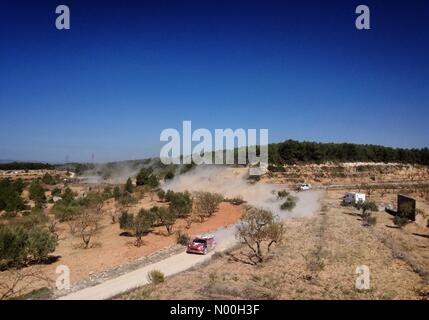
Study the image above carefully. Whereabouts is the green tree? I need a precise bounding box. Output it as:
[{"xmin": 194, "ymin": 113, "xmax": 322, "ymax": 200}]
[
  {"xmin": 42, "ymin": 173, "xmax": 56, "ymax": 185},
  {"xmin": 236, "ymin": 208, "xmax": 284, "ymax": 264},
  {"xmin": 136, "ymin": 168, "xmax": 159, "ymax": 188},
  {"xmin": 194, "ymin": 192, "xmax": 223, "ymax": 222},
  {"xmin": 164, "ymin": 171, "xmax": 175, "ymax": 180},
  {"xmin": 28, "ymin": 181, "xmax": 46, "ymax": 208},
  {"xmin": 61, "ymin": 187, "xmax": 75, "ymax": 205},
  {"xmin": 125, "ymin": 178, "xmax": 134, "ymax": 193},
  {"xmin": 51, "ymin": 187, "xmax": 62, "ymax": 197},
  {"xmin": 157, "ymin": 190, "xmax": 166, "ymax": 201},
  {"xmin": 0, "ymin": 225, "xmax": 28, "ymax": 268},
  {"xmin": 26, "ymin": 227, "xmax": 57, "ymax": 262},
  {"xmin": 119, "ymin": 209, "xmax": 155, "ymax": 247},
  {"xmin": 169, "ymin": 191, "xmax": 193, "ymax": 218},
  {"xmin": 152, "ymin": 206, "xmax": 177, "ymax": 235},
  {"xmin": 0, "ymin": 179, "xmax": 26, "ymax": 213},
  {"xmin": 113, "ymin": 186, "xmax": 122, "ymax": 200}
]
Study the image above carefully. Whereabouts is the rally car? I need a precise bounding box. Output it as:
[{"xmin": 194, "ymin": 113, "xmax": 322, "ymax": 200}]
[{"xmin": 186, "ymin": 234, "xmax": 216, "ymax": 255}]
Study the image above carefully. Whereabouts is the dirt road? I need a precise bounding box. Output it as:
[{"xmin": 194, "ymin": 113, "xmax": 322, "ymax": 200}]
[{"xmin": 58, "ymin": 191, "xmax": 321, "ymax": 300}]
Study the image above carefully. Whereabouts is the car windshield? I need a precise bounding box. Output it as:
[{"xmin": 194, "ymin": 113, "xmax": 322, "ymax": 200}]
[{"xmin": 192, "ymin": 239, "xmax": 206, "ymax": 244}]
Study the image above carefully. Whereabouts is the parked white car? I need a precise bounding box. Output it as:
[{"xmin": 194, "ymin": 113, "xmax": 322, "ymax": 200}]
[
  {"xmin": 343, "ymin": 192, "xmax": 366, "ymax": 204},
  {"xmin": 298, "ymin": 183, "xmax": 312, "ymax": 191}
]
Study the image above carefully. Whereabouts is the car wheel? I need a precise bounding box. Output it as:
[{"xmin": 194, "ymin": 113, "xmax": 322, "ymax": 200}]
[{"xmin": 204, "ymin": 248, "xmax": 208, "ymax": 255}]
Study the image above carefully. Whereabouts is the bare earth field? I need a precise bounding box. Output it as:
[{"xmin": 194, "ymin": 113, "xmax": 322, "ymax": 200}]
[{"xmin": 122, "ymin": 189, "xmax": 429, "ymax": 300}]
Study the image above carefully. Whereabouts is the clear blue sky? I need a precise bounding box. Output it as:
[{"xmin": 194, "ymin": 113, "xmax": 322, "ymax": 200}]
[{"xmin": 0, "ymin": 0, "xmax": 428, "ymax": 163}]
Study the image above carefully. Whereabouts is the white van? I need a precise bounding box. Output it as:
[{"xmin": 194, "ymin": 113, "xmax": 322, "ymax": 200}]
[{"xmin": 343, "ymin": 192, "xmax": 366, "ymax": 204}]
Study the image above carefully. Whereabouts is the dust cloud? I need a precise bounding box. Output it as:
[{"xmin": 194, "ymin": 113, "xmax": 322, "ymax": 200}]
[{"xmin": 163, "ymin": 165, "xmax": 320, "ymax": 218}]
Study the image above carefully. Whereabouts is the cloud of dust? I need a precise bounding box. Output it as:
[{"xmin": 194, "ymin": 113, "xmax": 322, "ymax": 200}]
[{"xmin": 162, "ymin": 165, "xmax": 321, "ymax": 218}]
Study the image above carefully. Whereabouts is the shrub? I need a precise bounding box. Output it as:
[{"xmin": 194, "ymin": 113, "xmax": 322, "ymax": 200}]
[
  {"xmin": 51, "ymin": 201, "xmax": 80, "ymax": 222},
  {"xmin": 176, "ymin": 231, "xmax": 190, "ymax": 245},
  {"xmin": 26, "ymin": 227, "xmax": 57, "ymax": 262},
  {"xmin": 28, "ymin": 180, "xmax": 46, "ymax": 208},
  {"xmin": 136, "ymin": 168, "xmax": 159, "ymax": 188},
  {"xmin": 0, "ymin": 225, "xmax": 28, "ymax": 269},
  {"xmin": 125, "ymin": 178, "xmax": 134, "ymax": 193},
  {"xmin": 164, "ymin": 171, "xmax": 175, "ymax": 180},
  {"xmin": 0, "ymin": 179, "xmax": 26, "ymax": 213},
  {"xmin": 277, "ymin": 190, "xmax": 290, "ymax": 199},
  {"xmin": 361, "ymin": 201, "xmax": 378, "ymax": 212},
  {"xmin": 19, "ymin": 208, "xmax": 49, "ymax": 228},
  {"xmin": 394, "ymin": 214, "xmax": 410, "ymax": 228},
  {"xmin": 41, "ymin": 173, "xmax": 56, "ymax": 185},
  {"xmin": 151, "ymin": 206, "xmax": 177, "ymax": 235},
  {"xmin": 0, "ymin": 225, "xmax": 57, "ymax": 269},
  {"xmin": 147, "ymin": 269, "xmax": 165, "ymax": 285},
  {"xmin": 280, "ymin": 195, "xmax": 297, "ymax": 211},
  {"xmin": 51, "ymin": 187, "xmax": 62, "ymax": 197},
  {"xmin": 366, "ymin": 216, "xmax": 377, "ymax": 226},
  {"xmin": 157, "ymin": 190, "xmax": 166, "ymax": 201},
  {"xmin": 225, "ymin": 196, "xmax": 245, "ymax": 205},
  {"xmin": 117, "ymin": 192, "xmax": 137, "ymax": 208},
  {"xmin": 113, "ymin": 186, "xmax": 122, "ymax": 200}
]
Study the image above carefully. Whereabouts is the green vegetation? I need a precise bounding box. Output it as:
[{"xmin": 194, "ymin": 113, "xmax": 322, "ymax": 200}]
[
  {"xmin": 151, "ymin": 206, "xmax": 176, "ymax": 235},
  {"xmin": 348, "ymin": 201, "xmax": 379, "ymax": 227},
  {"xmin": 280, "ymin": 195, "xmax": 298, "ymax": 211},
  {"xmin": 277, "ymin": 190, "xmax": 290, "ymax": 199},
  {"xmin": 225, "ymin": 196, "xmax": 245, "ymax": 205},
  {"xmin": 175, "ymin": 230, "xmax": 191, "ymax": 245},
  {"xmin": 51, "ymin": 187, "xmax": 79, "ymax": 222},
  {"xmin": 167, "ymin": 191, "xmax": 193, "ymax": 218},
  {"xmin": 393, "ymin": 214, "xmax": 410, "ymax": 228},
  {"xmin": 194, "ymin": 192, "xmax": 224, "ymax": 222},
  {"xmin": 28, "ymin": 180, "xmax": 46, "ymax": 208},
  {"xmin": 113, "ymin": 186, "xmax": 122, "ymax": 200},
  {"xmin": 41, "ymin": 173, "xmax": 57, "ymax": 185},
  {"xmin": 136, "ymin": 168, "xmax": 159, "ymax": 188},
  {"xmin": 236, "ymin": 208, "xmax": 284, "ymax": 264},
  {"xmin": 0, "ymin": 179, "xmax": 26, "ymax": 213},
  {"xmin": 119, "ymin": 209, "xmax": 156, "ymax": 247},
  {"xmin": 0, "ymin": 162, "xmax": 53, "ymax": 170},
  {"xmin": 157, "ymin": 189, "xmax": 166, "ymax": 201},
  {"xmin": 51, "ymin": 187, "xmax": 62, "ymax": 197},
  {"xmin": 268, "ymin": 140, "xmax": 429, "ymax": 166},
  {"xmin": 0, "ymin": 225, "xmax": 57, "ymax": 269},
  {"xmin": 147, "ymin": 269, "xmax": 165, "ymax": 285},
  {"xmin": 125, "ymin": 178, "xmax": 134, "ymax": 193}
]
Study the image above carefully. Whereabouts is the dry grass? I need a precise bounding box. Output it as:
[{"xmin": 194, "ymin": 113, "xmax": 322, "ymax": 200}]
[{"xmin": 122, "ymin": 190, "xmax": 429, "ymax": 300}]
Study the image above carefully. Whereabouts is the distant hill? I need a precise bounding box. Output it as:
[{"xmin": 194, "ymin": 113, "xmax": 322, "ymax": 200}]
[
  {"xmin": 267, "ymin": 140, "xmax": 429, "ymax": 166},
  {"xmin": 0, "ymin": 162, "xmax": 54, "ymax": 170},
  {"xmin": 0, "ymin": 160, "xmax": 17, "ymax": 164}
]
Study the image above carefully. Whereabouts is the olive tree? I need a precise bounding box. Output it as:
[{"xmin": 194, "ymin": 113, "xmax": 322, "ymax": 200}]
[
  {"xmin": 194, "ymin": 192, "xmax": 224, "ymax": 222},
  {"xmin": 236, "ymin": 208, "xmax": 284, "ymax": 265},
  {"xmin": 152, "ymin": 206, "xmax": 176, "ymax": 235},
  {"xmin": 119, "ymin": 209, "xmax": 156, "ymax": 247}
]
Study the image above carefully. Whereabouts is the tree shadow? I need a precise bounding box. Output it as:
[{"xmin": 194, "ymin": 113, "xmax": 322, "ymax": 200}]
[
  {"xmin": 28, "ymin": 255, "xmax": 61, "ymax": 266},
  {"xmin": 385, "ymin": 225, "xmax": 401, "ymax": 229},
  {"xmin": 412, "ymin": 233, "xmax": 429, "ymax": 239}
]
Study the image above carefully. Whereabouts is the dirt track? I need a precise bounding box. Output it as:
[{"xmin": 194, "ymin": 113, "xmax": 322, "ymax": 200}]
[{"xmin": 58, "ymin": 191, "xmax": 321, "ymax": 300}]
